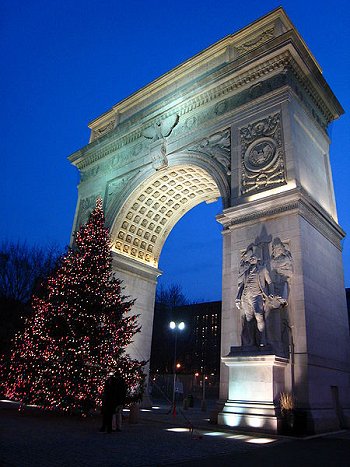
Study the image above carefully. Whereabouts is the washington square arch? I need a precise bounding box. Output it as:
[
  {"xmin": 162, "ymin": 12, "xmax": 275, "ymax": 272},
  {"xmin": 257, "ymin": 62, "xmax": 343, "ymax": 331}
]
[{"xmin": 69, "ymin": 8, "xmax": 350, "ymax": 433}]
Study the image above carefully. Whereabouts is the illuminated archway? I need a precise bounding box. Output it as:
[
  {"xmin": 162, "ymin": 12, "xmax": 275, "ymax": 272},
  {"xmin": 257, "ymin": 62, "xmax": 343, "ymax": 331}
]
[
  {"xmin": 70, "ymin": 9, "xmax": 348, "ymax": 431},
  {"xmin": 105, "ymin": 160, "xmax": 226, "ymax": 374},
  {"xmin": 110, "ymin": 165, "xmax": 221, "ymax": 267}
]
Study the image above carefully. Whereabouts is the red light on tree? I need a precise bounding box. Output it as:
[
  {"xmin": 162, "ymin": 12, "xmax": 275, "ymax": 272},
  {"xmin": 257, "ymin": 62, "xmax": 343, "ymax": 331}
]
[{"xmin": 1, "ymin": 198, "xmax": 145, "ymax": 415}]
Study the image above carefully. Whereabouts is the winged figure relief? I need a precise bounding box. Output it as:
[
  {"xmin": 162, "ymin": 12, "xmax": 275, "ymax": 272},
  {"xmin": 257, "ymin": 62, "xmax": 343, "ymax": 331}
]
[
  {"xmin": 142, "ymin": 114, "xmax": 179, "ymax": 142},
  {"xmin": 193, "ymin": 129, "xmax": 231, "ymax": 173}
]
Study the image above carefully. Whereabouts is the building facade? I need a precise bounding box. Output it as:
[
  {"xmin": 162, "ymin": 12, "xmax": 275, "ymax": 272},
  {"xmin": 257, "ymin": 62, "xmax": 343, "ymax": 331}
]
[{"xmin": 150, "ymin": 301, "xmax": 221, "ymax": 377}]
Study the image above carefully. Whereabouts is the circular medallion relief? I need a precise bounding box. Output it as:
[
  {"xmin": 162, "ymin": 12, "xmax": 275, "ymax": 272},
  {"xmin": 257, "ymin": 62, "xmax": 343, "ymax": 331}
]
[
  {"xmin": 185, "ymin": 116, "xmax": 197, "ymax": 129},
  {"xmin": 244, "ymin": 137, "xmax": 278, "ymax": 172},
  {"xmin": 215, "ymin": 100, "xmax": 228, "ymax": 115}
]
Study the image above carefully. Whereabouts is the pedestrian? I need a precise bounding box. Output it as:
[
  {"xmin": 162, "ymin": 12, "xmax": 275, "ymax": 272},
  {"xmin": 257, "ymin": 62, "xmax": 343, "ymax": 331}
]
[
  {"xmin": 100, "ymin": 371, "xmax": 127, "ymax": 433},
  {"xmin": 113, "ymin": 372, "xmax": 127, "ymax": 432}
]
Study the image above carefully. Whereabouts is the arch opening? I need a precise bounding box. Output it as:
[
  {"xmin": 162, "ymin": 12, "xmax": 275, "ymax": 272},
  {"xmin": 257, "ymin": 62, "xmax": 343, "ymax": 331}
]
[
  {"xmin": 110, "ymin": 164, "xmax": 221, "ymax": 268},
  {"xmin": 156, "ymin": 198, "xmax": 223, "ymax": 302}
]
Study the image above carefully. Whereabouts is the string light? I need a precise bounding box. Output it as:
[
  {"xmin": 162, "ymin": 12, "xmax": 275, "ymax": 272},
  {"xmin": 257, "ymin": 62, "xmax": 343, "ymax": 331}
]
[{"xmin": 1, "ymin": 198, "xmax": 146, "ymax": 415}]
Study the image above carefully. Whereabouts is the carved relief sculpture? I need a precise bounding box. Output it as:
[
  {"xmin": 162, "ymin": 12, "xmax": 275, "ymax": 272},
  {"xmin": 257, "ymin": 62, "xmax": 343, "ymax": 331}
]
[
  {"xmin": 270, "ymin": 238, "xmax": 293, "ymax": 300},
  {"xmin": 235, "ymin": 236, "xmax": 292, "ymax": 354},
  {"xmin": 187, "ymin": 128, "xmax": 231, "ymax": 175},
  {"xmin": 235, "ymin": 251, "xmax": 274, "ymax": 347},
  {"xmin": 239, "ymin": 113, "xmax": 286, "ymax": 195},
  {"xmin": 76, "ymin": 195, "xmax": 101, "ymax": 228},
  {"xmin": 142, "ymin": 114, "xmax": 179, "ymax": 142},
  {"xmin": 235, "ymin": 27, "xmax": 275, "ymax": 56},
  {"xmin": 105, "ymin": 173, "xmax": 136, "ymax": 209},
  {"xmin": 143, "ymin": 114, "xmax": 179, "ymax": 171}
]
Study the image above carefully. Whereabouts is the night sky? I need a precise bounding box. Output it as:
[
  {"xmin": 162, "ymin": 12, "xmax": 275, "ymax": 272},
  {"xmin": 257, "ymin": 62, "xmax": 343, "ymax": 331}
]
[{"xmin": 2, "ymin": 0, "xmax": 349, "ymax": 302}]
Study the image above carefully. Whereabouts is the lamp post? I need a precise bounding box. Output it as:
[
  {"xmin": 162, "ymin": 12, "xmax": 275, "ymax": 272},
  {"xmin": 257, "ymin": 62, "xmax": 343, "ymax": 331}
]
[
  {"xmin": 169, "ymin": 320, "xmax": 185, "ymax": 415},
  {"xmin": 201, "ymin": 375, "xmax": 208, "ymax": 411}
]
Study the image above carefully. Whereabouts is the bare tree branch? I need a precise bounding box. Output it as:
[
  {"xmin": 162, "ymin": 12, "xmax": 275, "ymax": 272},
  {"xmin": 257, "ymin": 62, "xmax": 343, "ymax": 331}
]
[
  {"xmin": 155, "ymin": 283, "xmax": 189, "ymax": 308},
  {"xmin": 0, "ymin": 241, "xmax": 60, "ymax": 304}
]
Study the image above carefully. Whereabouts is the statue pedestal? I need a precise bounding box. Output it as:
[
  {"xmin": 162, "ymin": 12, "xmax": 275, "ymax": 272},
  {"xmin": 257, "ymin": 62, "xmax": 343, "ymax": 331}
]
[{"xmin": 218, "ymin": 350, "xmax": 288, "ymax": 433}]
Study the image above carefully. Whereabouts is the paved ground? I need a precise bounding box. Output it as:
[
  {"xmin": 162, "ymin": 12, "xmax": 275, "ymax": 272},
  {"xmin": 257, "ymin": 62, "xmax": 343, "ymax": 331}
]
[{"xmin": 1, "ymin": 400, "xmax": 350, "ymax": 466}]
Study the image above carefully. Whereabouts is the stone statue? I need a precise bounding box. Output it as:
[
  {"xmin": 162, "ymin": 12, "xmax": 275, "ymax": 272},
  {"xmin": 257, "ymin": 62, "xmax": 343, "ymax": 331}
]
[
  {"xmin": 267, "ymin": 238, "xmax": 293, "ymax": 356},
  {"xmin": 235, "ymin": 252, "xmax": 274, "ymax": 347},
  {"xmin": 270, "ymin": 238, "xmax": 293, "ymax": 300},
  {"xmin": 235, "ymin": 241, "xmax": 289, "ymax": 350}
]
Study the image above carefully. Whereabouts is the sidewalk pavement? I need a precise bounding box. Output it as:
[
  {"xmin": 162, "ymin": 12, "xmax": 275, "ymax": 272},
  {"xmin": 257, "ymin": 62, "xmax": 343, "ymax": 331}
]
[{"xmin": 1, "ymin": 399, "xmax": 350, "ymax": 466}]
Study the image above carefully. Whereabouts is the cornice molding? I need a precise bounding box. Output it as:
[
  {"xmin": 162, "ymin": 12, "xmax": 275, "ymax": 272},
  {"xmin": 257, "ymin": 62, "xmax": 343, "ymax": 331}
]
[
  {"xmin": 87, "ymin": 8, "xmax": 294, "ymax": 126},
  {"xmin": 70, "ymin": 46, "xmax": 334, "ymax": 174},
  {"xmin": 217, "ymin": 188, "xmax": 345, "ymax": 250},
  {"xmin": 87, "ymin": 7, "xmax": 329, "ymax": 132},
  {"xmin": 69, "ymin": 50, "xmax": 291, "ymax": 169}
]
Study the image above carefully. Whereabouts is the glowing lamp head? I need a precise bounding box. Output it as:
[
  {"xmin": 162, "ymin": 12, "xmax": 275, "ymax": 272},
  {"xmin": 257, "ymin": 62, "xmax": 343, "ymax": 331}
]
[
  {"xmin": 176, "ymin": 363, "xmax": 181, "ymax": 369},
  {"xmin": 169, "ymin": 321, "xmax": 185, "ymax": 330}
]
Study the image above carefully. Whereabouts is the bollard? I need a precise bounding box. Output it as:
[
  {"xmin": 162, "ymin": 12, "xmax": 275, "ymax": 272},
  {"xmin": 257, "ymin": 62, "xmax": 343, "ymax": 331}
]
[
  {"xmin": 183, "ymin": 398, "xmax": 188, "ymax": 410},
  {"xmin": 129, "ymin": 403, "xmax": 140, "ymax": 424}
]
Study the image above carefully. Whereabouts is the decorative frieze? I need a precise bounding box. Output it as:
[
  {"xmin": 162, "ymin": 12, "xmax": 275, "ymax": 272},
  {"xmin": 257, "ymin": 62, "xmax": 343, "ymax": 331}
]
[
  {"xmin": 225, "ymin": 201, "xmax": 299, "ymax": 228},
  {"xmin": 69, "ymin": 52, "xmax": 284, "ymax": 169},
  {"xmin": 285, "ymin": 58, "xmax": 332, "ymax": 128},
  {"xmin": 81, "ymin": 142, "xmax": 145, "ymax": 182},
  {"xmin": 73, "ymin": 49, "xmax": 332, "ymax": 174},
  {"xmin": 240, "ymin": 112, "xmax": 286, "ymax": 195}
]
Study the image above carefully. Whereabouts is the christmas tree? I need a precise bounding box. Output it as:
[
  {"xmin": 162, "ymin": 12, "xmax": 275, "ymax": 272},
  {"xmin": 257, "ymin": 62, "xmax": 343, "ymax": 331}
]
[{"xmin": 1, "ymin": 198, "xmax": 145, "ymax": 414}]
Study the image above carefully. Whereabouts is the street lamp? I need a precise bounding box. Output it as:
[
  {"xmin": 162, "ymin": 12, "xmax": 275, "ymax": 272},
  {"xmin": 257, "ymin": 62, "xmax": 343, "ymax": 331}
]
[
  {"xmin": 201, "ymin": 375, "xmax": 208, "ymax": 411},
  {"xmin": 169, "ymin": 321, "xmax": 185, "ymax": 415}
]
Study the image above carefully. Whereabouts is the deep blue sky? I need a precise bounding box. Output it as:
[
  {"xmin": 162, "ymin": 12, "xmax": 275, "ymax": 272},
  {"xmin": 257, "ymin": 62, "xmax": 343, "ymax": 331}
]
[{"xmin": 2, "ymin": 0, "xmax": 349, "ymax": 302}]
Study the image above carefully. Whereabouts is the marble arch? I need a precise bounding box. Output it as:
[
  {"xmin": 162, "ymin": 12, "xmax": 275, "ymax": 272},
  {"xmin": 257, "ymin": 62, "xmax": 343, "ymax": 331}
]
[
  {"xmin": 69, "ymin": 8, "xmax": 349, "ymax": 432},
  {"xmin": 109, "ymin": 164, "xmax": 222, "ymax": 268}
]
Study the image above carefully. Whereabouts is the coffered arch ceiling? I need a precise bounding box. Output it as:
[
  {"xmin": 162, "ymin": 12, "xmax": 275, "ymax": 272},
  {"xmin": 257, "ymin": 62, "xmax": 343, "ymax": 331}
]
[{"xmin": 110, "ymin": 165, "xmax": 221, "ymax": 268}]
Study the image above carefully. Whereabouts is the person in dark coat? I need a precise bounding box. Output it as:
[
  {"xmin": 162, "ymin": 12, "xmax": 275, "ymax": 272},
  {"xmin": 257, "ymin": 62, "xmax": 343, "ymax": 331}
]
[
  {"xmin": 100, "ymin": 371, "xmax": 127, "ymax": 433},
  {"xmin": 113, "ymin": 372, "xmax": 128, "ymax": 432}
]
